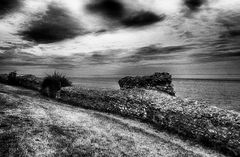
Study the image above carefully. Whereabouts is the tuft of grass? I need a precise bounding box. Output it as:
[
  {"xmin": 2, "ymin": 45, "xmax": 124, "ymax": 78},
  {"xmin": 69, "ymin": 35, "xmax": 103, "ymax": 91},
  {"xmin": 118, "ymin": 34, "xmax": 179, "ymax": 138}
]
[{"xmin": 41, "ymin": 72, "xmax": 72, "ymax": 98}]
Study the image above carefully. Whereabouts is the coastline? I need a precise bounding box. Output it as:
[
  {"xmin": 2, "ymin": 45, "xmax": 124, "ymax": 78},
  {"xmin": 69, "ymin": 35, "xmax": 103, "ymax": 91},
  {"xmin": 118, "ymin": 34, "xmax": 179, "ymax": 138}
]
[
  {"xmin": 67, "ymin": 76, "xmax": 240, "ymax": 82},
  {"xmin": 69, "ymin": 77, "xmax": 240, "ymax": 112},
  {"xmin": 0, "ymin": 73, "xmax": 240, "ymax": 156},
  {"xmin": 0, "ymin": 83, "xmax": 224, "ymax": 157}
]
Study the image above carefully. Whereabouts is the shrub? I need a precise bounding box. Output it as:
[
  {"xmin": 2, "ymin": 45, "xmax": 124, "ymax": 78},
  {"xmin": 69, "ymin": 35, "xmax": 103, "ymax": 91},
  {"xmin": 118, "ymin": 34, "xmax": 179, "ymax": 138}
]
[
  {"xmin": 41, "ymin": 72, "xmax": 72, "ymax": 98},
  {"xmin": 8, "ymin": 71, "xmax": 17, "ymax": 85}
]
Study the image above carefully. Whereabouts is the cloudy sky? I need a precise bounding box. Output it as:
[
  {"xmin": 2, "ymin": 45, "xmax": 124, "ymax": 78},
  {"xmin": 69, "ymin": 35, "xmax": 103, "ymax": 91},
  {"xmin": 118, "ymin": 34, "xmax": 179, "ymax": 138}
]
[{"xmin": 0, "ymin": 0, "xmax": 240, "ymax": 79}]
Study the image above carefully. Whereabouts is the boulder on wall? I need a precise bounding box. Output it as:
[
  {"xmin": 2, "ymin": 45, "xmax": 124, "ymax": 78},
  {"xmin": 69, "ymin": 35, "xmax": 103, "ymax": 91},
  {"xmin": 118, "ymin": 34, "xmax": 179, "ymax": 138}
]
[{"xmin": 118, "ymin": 72, "xmax": 175, "ymax": 96}]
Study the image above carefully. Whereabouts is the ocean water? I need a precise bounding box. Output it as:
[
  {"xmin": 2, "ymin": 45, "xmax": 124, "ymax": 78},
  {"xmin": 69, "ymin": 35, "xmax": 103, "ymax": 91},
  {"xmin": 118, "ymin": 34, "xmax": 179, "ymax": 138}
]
[
  {"xmin": 173, "ymin": 79, "xmax": 240, "ymax": 112},
  {"xmin": 70, "ymin": 77, "xmax": 240, "ymax": 112}
]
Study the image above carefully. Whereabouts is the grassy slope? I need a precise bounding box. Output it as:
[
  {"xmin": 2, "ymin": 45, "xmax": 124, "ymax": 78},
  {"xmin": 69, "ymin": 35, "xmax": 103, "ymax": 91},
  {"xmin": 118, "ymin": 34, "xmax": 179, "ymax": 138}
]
[{"xmin": 0, "ymin": 83, "xmax": 225, "ymax": 157}]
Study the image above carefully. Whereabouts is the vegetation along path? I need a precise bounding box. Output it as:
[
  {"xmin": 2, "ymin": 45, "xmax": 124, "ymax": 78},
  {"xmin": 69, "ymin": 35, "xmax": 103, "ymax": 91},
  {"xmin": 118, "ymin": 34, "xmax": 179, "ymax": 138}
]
[{"xmin": 0, "ymin": 83, "xmax": 226, "ymax": 156}]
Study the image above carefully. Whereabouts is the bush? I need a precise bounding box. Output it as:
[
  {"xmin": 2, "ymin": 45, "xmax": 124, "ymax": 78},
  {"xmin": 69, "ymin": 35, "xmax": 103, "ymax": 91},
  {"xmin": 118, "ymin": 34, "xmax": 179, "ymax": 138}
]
[
  {"xmin": 8, "ymin": 71, "xmax": 17, "ymax": 85},
  {"xmin": 41, "ymin": 72, "xmax": 72, "ymax": 98}
]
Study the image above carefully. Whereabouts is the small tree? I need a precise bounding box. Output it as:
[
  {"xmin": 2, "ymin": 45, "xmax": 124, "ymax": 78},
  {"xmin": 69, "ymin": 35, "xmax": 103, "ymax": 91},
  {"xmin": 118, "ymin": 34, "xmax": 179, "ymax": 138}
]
[{"xmin": 41, "ymin": 72, "xmax": 72, "ymax": 98}]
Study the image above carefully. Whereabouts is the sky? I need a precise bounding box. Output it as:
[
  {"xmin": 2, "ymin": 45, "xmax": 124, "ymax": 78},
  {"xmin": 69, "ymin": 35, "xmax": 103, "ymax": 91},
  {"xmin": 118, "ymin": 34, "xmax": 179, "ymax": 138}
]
[{"xmin": 0, "ymin": 0, "xmax": 240, "ymax": 79}]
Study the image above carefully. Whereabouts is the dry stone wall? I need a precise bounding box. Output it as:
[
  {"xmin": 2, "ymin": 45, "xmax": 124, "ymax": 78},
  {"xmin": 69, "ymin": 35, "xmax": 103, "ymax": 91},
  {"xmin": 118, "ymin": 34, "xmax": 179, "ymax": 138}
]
[
  {"xmin": 59, "ymin": 87, "xmax": 240, "ymax": 156},
  {"xmin": 58, "ymin": 87, "xmax": 151, "ymax": 119},
  {"xmin": 0, "ymin": 74, "xmax": 8, "ymax": 84},
  {"xmin": 0, "ymin": 72, "xmax": 42, "ymax": 91}
]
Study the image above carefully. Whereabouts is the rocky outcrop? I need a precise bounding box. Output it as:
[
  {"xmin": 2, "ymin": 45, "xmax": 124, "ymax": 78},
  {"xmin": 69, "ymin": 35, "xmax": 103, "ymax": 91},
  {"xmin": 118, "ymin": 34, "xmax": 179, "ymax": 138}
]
[
  {"xmin": 59, "ymin": 87, "xmax": 240, "ymax": 156},
  {"xmin": 0, "ymin": 72, "xmax": 42, "ymax": 91},
  {"xmin": 118, "ymin": 72, "xmax": 175, "ymax": 96}
]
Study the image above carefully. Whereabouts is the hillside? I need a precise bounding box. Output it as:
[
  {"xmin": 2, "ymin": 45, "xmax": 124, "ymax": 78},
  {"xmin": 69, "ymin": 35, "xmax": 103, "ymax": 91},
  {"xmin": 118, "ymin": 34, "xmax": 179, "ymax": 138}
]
[{"xmin": 0, "ymin": 83, "xmax": 225, "ymax": 156}]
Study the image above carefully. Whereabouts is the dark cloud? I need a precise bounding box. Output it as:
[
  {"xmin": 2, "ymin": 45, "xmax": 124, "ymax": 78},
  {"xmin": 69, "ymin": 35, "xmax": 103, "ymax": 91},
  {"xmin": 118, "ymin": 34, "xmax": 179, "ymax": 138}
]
[
  {"xmin": 83, "ymin": 50, "xmax": 122, "ymax": 65},
  {"xmin": 191, "ymin": 35, "xmax": 240, "ymax": 63},
  {"xmin": 226, "ymin": 30, "xmax": 240, "ymax": 37},
  {"xmin": 89, "ymin": 53, "xmax": 109, "ymax": 62},
  {"xmin": 0, "ymin": 42, "xmax": 33, "ymax": 52},
  {"xmin": 81, "ymin": 45, "xmax": 189, "ymax": 65},
  {"xmin": 121, "ymin": 11, "xmax": 165, "ymax": 27},
  {"xmin": 199, "ymin": 12, "xmax": 240, "ymax": 63},
  {"xmin": 191, "ymin": 51, "xmax": 240, "ymax": 63},
  {"xmin": 185, "ymin": 11, "xmax": 240, "ymax": 64},
  {"xmin": 0, "ymin": 50, "xmax": 76, "ymax": 70},
  {"xmin": 87, "ymin": 54, "xmax": 112, "ymax": 65},
  {"xmin": 0, "ymin": 50, "xmax": 44, "ymax": 60},
  {"xmin": 136, "ymin": 45, "xmax": 192, "ymax": 56},
  {"xmin": 69, "ymin": 45, "xmax": 192, "ymax": 65},
  {"xmin": 20, "ymin": 4, "xmax": 84, "ymax": 44},
  {"xmin": 218, "ymin": 13, "xmax": 240, "ymax": 38},
  {"xmin": 86, "ymin": 0, "xmax": 125, "ymax": 19},
  {"xmin": 0, "ymin": 50, "xmax": 44, "ymax": 67},
  {"xmin": 183, "ymin": 0, "xmax": 207, "ymax": 11},
  {"xmin": 0, "ymin": 0, "xmax": 22, "ymax": 17},
  {"xmin": 86, "ymin": 0, "xmax": 164, "ymax": 27},
  {"xmin": 120, "ymin": 54, "xmax": 163, "ymax": 63},
  {"xmin": 120, "ymin": 45, "xmax": 192, "ymax": 63},
  {"xmin": 191, "ymin": 39, "xmax": 240, "ymax": 64}
]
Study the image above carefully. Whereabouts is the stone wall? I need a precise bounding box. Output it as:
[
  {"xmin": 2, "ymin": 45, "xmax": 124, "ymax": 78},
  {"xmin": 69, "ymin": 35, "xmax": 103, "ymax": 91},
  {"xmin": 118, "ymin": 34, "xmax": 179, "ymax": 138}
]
[
  {"xmin": 58, "ymin": 87, "xmax": 151, "ymax": 119},
  {"xmin": 15, "ymin": 74, "xmax": 42, "ymax": 91},
  {"xmin": 0, "ymin": 74, "xmax": 8, "ymax": 84},
  {"xmin": 0, "ymin": 72, "xmax": 42, "ymax": 91},
  {"xmin": 59, "ymin": 87, "xmax": 240, "ymax": 156}
]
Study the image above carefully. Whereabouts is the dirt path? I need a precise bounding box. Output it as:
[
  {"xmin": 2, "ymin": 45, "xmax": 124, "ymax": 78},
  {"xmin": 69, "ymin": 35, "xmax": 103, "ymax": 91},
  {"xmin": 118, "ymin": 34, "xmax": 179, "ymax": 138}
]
[{"xmin": 0, "ymin": 84, "xmax": 226, "ymax": 157}]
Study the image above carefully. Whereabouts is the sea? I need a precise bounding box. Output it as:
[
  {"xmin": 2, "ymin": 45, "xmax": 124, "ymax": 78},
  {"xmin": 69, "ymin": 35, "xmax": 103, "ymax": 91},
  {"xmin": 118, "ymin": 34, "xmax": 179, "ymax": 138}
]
[{"xmin": 69, "ymin": 77, "xmax": 240, "ymax": 112}]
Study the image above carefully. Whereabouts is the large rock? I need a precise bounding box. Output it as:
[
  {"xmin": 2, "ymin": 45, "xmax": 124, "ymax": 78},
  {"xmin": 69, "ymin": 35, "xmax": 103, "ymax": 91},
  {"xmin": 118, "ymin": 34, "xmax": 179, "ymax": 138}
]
[{"xmin": 118, "ymin": 72, "xmax": 175, "ymax": 96}]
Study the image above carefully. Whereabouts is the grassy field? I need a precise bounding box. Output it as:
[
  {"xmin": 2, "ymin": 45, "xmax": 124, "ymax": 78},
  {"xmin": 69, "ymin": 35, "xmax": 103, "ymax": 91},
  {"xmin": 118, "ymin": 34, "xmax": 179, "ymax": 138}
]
[{"xmin": 0, "ymin": 83, "xmax": 226, "ymax": 156}]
